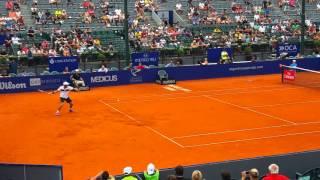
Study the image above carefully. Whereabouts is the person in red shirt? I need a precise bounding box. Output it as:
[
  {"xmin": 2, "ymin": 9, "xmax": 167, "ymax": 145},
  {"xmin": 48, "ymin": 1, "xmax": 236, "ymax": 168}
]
[
  {"xmin": 263, "ymin": 164, "xmax": 289, "ymax": 180},
  {"xmin": 5, "ymin": 0, "xmax": 14, "ymax": 10},
  {"xmin": 21, "ymin": 45, "xmax": 29, "ymax": 55},
  {"xmin": 87, "ymin": 8, "xmax": 95, "ymax": 17},
  {"xmin": 135, "ymin": 62, "xmax": 146, "ymax": 70},
  {"xmin": 82, "ymin": 0, "xmax": 90, "ymax": 8}
]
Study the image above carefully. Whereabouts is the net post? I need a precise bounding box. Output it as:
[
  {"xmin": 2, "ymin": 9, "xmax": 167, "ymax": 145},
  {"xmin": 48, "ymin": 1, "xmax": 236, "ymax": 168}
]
[{"xmin": 280, "ymin": 64, "xmax": 284, "ymax": 83}]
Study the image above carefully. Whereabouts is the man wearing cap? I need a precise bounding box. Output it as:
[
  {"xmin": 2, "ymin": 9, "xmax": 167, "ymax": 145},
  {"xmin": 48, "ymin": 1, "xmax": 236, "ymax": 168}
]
[
  {"xmin": 143, "ymin": 163, "xmax": 159, "ymax": 180},
  {"xmin": 51, "ymin": 81, "xmax": 76, "ymax": 115},
  {"xmin": 121, "ymin": 167, "xmax": 140, "ymax": 180},
  {"xmin": 290, "ymin": 60, "xmax": 297, "ymax": 68},
  {"xmin": 70, "ymin": 69, "xmax": 86, "ymax": 88}
]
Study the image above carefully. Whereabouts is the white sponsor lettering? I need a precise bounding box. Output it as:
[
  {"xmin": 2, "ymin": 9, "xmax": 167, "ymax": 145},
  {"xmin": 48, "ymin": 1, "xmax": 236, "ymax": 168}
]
[
  {"xmin": 229, "ymin": 66, "xmax": 263, "ymax": 71},
  {"xmin": 279, "ymin": 45, "xmax": 298, "ymax": 52},
  {"xmin": 91, "ymin": 75, "xmax": 118, "ymax": 83},
  {"xmin": 30, "ymin": 78, "xmax": 41, "ymax": 86},
  {"xmin": 0, "ymin": 81, "xmax": 27, "ymax": 90}
]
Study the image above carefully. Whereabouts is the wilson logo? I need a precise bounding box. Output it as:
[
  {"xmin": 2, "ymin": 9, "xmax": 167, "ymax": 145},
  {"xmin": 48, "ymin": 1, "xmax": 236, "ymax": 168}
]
[{"xmin": 0, "ymin": 82, "xmax": 27, "ymax": 90}]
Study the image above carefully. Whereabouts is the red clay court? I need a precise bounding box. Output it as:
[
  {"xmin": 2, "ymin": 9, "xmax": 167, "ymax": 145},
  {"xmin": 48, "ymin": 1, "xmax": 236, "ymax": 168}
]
[{"xmin": 1, "ymin": 74, "xmax": 320, "ymax": 179}]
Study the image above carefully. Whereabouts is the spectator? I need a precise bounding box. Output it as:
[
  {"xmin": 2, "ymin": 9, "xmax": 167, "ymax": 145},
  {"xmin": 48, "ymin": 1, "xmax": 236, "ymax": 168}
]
[
  {"xmin": 67, "ymin": 0, "xmax": 74, "ymax": 7},
  {"xmin": 49, "ymin": 0, "xmax": 59, "ymax": 8},
  {"xmin": 44, "ymin": 0, "xmax": 54, "ymax": 5},
  {"xmin": 295, "ymin": 53, "xmax": 303, "ymax": 59},
  {"xmin": 143, "ymin": 163, "xmax": 159, "ymax": 180},
  {"xmin": 221, "ymin": 171, "xmax": 232, "ymax": 180},
  {"xmin": 176, "ymin": 3, "xmax": 183, "ymax": 14},
  {"xmin": 174, "ymin": 165, "xmax": 189, "ymax": 180},
  {"xmin": 98, "ymin": 64, "xmax": 108, "ymax": 72},
  {"xmin": 167, "ymin": 175, "xmax": 177, "ymax": 180},
  {"xmin": 4, "ymin": 34, "xmax": 13, "ymax": 54},
  {"xmin": 106, "ymin": 42, "xmax": 115, "ymax": 55},
  {"xmin": 49, "ymin": 48, "xmax": 57, "ymax": 57},
  {"xmin": 191, "ymin": 170, "xmax": 203, "ymax": 180},
  {"xmin": 20, "ymin": 44, "xmax": 29, "ymax": 55},
  {"xmin": 11, "ymin": 34, "xmax": 21, "ymax": 45},
  {"xmin": 70, "ymin": 69, "xmax": 86, "ymax": 88},
  {"xmin": 241, "ymin": 169, "xmax": 259, "ymax": 180},
  {"xmin": 89, "ymin": 170, "xmax": 115, "ymax": 180},
  {"xmin": 198, "ymin": 58, "xmax": 208, "ymax": 66},
  {"xmin": 249, "ymin": 168, "xmax": 259, "ymax": 180},
  {"xmin": 165, "ymin": 61, "xmax": 176, "ymax": 67},
  {"xmin": 121, "ymin": 166, "xmax": 139, "ymax": 180},
  {"xmin": 220, "ymin": 50, "xmax": 231, "ymax": 64},
  {"xmin": 63, "ymin": 66, "xmax": 70, "ymax": 74},
  {"xmin": 262, "ymin": 164, "xmax": 289, "ymax": 180},
  {"xmin": 6, "ymin": 0, "xmax": 14, "ymax": 11},
  {"xmin": 27, "ymin": 27, "xmax": 35, "ymax": 40},
  {"xmin": 135, "ymin": 62, "xmax": 146, "ymax": 70}
]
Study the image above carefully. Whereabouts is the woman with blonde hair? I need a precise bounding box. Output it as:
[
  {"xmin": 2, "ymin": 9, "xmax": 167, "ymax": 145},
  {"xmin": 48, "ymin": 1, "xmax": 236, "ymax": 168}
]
[{"xmin": 192, "ymin": 170, "xmax": 204, "ymax": 180}]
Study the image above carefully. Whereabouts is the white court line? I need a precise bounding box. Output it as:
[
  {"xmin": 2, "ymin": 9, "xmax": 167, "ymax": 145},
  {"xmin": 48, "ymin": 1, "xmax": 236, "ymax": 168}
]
[
  {"xmin": 214, "ymin": 86, "xmax": 303, "ymax": 96},
  {"xmin": 247, "ymin": 100, "xmax": 320, "ymax": 108},
  {"xmin": 168, "ymin": 85, "xmax": 192, "ymax": 92},
  {"xmin": 172, "ymin": 121, "xmax": 320, "ymax": 139},
  {"xmin": 98, "ymin": 100, "xmax": 184, "ymax": 148},
  {"xmin": 203, "ymin": 95, "xmax": 297, "ymax": 125},
  {"xmin": 103, "ymin": 86, "xmax": 303, "ymax": 105},
  {"xmin": 106, "ymin": 95, "xmax": 205, "ymax": 104},
  {"xmin": 183, "ymin": 130, "xmax": 320, "ymax": 148},
  {"xmin": 163, "ymin": 86, "xmax": 177, "ymax": 91},
  {"xmin": 101, "ymin": 84, "xmax": 294, "ymax": 103}
]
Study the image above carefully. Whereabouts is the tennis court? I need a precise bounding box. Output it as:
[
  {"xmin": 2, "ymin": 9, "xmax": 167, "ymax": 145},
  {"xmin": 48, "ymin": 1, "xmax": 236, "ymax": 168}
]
[{"xmin": 1, "ymin": 73, "xmax": 320, "ymax": 179}]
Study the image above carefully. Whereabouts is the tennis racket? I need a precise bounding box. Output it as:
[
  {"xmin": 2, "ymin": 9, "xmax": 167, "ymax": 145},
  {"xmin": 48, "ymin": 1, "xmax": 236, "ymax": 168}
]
[{"xmin": 38, "ymin": 89, "xmax": 52, "ymax": 95}]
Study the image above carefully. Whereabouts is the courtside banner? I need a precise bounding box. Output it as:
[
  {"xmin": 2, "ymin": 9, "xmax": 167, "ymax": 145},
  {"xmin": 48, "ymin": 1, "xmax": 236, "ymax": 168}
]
[
  {"xmin": 276, "ymin": 43, "xmax": 300, "ymax": 57},
  {"xmin": 48, "ymin": 56, "xmax": 79, "ymax": 72},
  {"xmin": 207, "ymin": 48, "xmax": 233, "ymax": 63},
  {"xmin": 131, "ymin": 51, "xmax": 159, "ymax": 66},
  {"xmin": 283, "ymin": 69, "xmax": 296, "ymax": 80},
  {"xmin": 1, "ymin": 58, "xmax": 320, "ymax": 93}
]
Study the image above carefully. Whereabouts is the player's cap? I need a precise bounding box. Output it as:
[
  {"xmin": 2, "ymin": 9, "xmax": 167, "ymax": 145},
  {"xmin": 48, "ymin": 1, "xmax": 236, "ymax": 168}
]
[
  {"xmin": 75, "ymin": 69, "xmax": 80, "ymax": 72},
  {"xmin": 123, "ymin": 166, "xmax": 132, "ymax": 175},
  {"xmin": 63, "ymin": 81, "xmax": 69, "ymax": 86},
  {"xmin": 147, "ymin": 163, "xmax": 155, "ymax": 175},
  {"xmin": 292, "ymin": 60, "xmax": 296, "ymax": 63}
]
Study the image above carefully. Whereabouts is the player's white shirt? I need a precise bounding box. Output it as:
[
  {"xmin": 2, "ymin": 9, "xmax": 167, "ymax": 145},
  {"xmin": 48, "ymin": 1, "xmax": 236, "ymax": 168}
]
[{"xmin": 57, "ymin": 86, "xmax": 74, "ymax": 99}]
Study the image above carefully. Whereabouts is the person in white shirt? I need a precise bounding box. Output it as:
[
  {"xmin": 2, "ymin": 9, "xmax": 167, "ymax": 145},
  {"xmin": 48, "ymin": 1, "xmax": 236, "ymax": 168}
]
[
  {"xmin": 98, "ymin": 64, "xmax": 108, "ymax": 72},
  {"xmin": 11, "ymin": 35, "xmax": 21, "ymax": 45},
  {"xmin": 176, "ymin": 3, "xmax": 182, "ymax": 11},
  {"xmin": 51, "ymin": 81, "xmax": 77, "ymax": 115}
]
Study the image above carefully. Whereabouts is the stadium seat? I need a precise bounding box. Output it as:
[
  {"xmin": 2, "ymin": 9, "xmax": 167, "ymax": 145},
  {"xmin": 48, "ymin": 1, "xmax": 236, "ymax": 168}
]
[
  {"xmin": 296, "ymin": 167, "xmax": 320, "ymax": 180},
  {"xmin": 9, "ymin": 73, "xmax": 17, "ymax": 77},
  {"xmin": 158, "ymin": 70, "xmax": 168, "ymax": 81},
  {"xmin": 28, "ymin": 72, "xmax": 36, "ymax": 76},
  {"xmin": 110, "ymin": 67, "xmax": 119, "ymax": 71},
  {"xmin": 41, "ymin": 71, "xmax": 51, "ymax": 75},
  {"xmin": 148, "ymin": 65, "xmax": 158, "ymax": 69},
  {"xmin": 51, "ymin": 71, "xmax": 60, "ymax": 75}
]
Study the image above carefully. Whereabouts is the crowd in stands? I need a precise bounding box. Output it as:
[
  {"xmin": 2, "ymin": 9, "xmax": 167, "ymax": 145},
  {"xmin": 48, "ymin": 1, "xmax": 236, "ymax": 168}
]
[
  {"xmin": 128, "ymin": 0, "xmax": 320, "ymax": 52},
  {"xmin": 1, "ymin": 0, "xmax": 320, "ymax": 60},
  {"xmin": 30, "ymin": 0, "xmax": 124, "ymax": 26},
  {"xmin": 3, "ymin": 0, "xmax": 25, "ymax": 31},
  {"xmin": 0, "ymin": 0, "xmax": 121, "ymax": 57},
  {"xmin": 89, "ymin": 163, "xmax": 290, "ymax": 180}
]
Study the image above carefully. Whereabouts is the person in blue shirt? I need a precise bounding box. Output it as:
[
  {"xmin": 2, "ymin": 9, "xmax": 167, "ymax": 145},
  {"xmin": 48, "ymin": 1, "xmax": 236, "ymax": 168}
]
[{"xmin": 290, "ymin": 60, "xmax": 297, "ymax": 68}]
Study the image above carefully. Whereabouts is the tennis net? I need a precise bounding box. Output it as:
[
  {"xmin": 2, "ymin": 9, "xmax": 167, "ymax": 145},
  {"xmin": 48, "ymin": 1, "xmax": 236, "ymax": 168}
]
[{"xmin": 280, "ymin": 64, "xmax": 320, "ymax": 87}]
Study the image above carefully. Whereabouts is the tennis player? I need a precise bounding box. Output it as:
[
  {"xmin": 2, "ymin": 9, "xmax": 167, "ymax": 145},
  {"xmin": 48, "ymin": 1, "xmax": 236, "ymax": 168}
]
[{"xmin": 51, "ymin": 81, "xmax": 77, "ymax": 115}]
